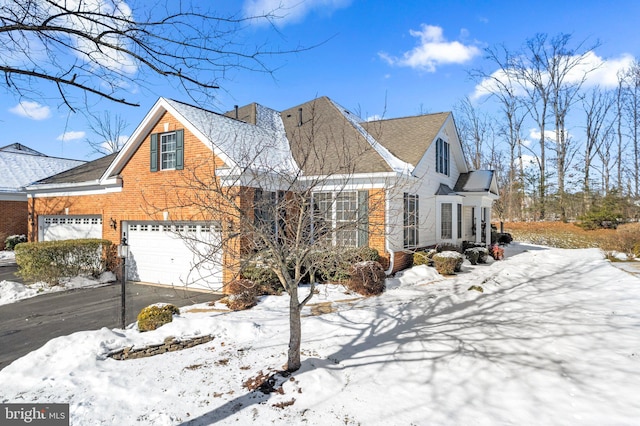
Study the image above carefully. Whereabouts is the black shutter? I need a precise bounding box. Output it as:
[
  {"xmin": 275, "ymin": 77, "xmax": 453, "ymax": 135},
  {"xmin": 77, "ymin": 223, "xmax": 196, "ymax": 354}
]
[
  {"xmin": 150, "ymin": 133, "xmax": 158, "ymax": 172},
  {"xmin": 175, "ymin": 129, "xmax": 184, "ymax": 170},
  {"xmin": 357, "ymin": 190, "xmax": 369, "ymax": 247}
]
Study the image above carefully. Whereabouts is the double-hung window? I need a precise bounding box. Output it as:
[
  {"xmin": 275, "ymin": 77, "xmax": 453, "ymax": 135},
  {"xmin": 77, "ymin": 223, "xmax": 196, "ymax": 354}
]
[
  {"xmin": 150, "ymin": 129, "xmax": 184, "ymax": 172},
  {"xmin": 312, "ymin": 191, "xmax": 368, "ymax": 247},
  {"xmin": 404, "ymin": 193, "xmax": 419, "ymax": 248},
  {"xmin": 161, "ymin": 132, "xmax": 177, "ymax": 170},
  {"xmin": 441, "ymin": 203, "xmax": 453, "ymax": 239},
  {"xmin": 435, "ymin": 138, "xmax": 450, "ymax": 176}
]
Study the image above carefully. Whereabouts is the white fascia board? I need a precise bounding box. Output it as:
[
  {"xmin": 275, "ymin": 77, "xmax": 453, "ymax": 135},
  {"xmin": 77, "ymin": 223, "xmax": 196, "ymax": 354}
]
[
  {"xmin": 0, "ymin": 191, "xmax": 27, "ymax": 201},
  {"xmin": 26, "ymin": 179, "xmax": 122, "ymax": 198}
]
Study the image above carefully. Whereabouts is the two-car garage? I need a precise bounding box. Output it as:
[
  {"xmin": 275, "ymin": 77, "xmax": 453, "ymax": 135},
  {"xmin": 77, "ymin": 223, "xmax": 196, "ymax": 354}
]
[{"xmin": 39, "ymin": 215, "xmax": 223, "ymax": 291}]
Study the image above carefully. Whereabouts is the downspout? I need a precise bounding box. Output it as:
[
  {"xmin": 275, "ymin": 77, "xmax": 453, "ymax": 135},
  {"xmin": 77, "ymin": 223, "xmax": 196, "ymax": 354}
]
[{"xmin": 384, "ymin": 188, "xmax": 395, "ymax": 275}]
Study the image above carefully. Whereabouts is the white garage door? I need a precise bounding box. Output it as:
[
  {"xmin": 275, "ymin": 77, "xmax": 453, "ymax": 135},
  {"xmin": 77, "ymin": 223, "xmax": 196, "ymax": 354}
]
[
  {"xmin": 125, "ymin": 222, "xmax": 223, "ymax": 291},
  {"xmin": 40, "ymin": 215, "xmax": 103, "ymax": 241}
]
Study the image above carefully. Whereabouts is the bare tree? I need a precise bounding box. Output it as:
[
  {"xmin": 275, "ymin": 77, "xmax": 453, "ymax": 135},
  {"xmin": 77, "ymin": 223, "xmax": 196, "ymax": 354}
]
[
  {"xmin": 581, "ymin": 87, "xmax": 614, "ymax": 208},
  {"xmin": 619, "ymin": 61, "xmax": 640, "ymax": 197},
  {"xmin": 0, "ymin": 1, "xmax": 299, "ymax": 110},
  {"xmin": 455, "ymin": 96, "xmax": 492, "ymax": 170},
  {"xmin": 144, "ymin": 103, "xmax": 401, "ymax": 372},
  {"xmin": 471, "ymin": 47, "xmax": 527, "ymax": 220},
  {"xmin": 85, "ymin": 111, "xmax": 129, "ymax": 155}
]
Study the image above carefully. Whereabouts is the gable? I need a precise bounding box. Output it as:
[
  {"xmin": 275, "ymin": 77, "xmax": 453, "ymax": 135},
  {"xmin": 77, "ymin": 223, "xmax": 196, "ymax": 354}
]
[
  {"xmin": 361, "ymin": 112, "xmax": 450, "ymax": 167},
  {"xmin": 281, "ymin": 97, "xmax": 395, "ymax": 175}
]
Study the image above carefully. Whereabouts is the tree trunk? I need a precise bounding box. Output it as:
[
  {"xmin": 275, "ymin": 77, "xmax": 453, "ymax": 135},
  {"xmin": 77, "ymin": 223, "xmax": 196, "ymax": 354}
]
[{"xmin": 286, "ymin": 284, "xmax": 302, "ymax": 372}]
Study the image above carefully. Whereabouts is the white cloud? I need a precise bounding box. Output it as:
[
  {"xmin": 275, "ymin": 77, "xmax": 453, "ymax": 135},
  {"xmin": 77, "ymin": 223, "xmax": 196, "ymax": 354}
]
[
  {"xmin": 379, "ymin": 24, "xmax": 481, "ymax": 72},
  {"xmin": 244, "ymin": 0, "xmax": 351, "ymax": 26},
  {"xmin": 9, "ymin": 101, "xmax": 51, "ymax": 120},
  {"xmin": 529, "ymin": 128, "xmax": 560, "ymax": 143},
  {"xmin": 471, "ymin": 51, "xmax": 635, "ymax": 100},
  {"xmin": 56, "ymin": 131, "xmax": 86, "ymax": 142}
]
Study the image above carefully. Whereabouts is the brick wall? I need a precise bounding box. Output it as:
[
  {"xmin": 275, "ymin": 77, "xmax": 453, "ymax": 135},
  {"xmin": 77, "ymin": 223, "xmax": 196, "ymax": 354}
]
[
  {"xmin": 0, "ymin": 200, "xmax": 28, "ymax": 250},
  {"xmin": 30, "ymin": 110, "xmax": 242, "ymax": 289}
]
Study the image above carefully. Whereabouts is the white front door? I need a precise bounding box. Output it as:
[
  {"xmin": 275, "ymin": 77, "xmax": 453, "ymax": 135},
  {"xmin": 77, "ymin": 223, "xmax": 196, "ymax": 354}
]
[{"xmin": 125, "ymin": 222, "xmax": 223, "ymax": 291}]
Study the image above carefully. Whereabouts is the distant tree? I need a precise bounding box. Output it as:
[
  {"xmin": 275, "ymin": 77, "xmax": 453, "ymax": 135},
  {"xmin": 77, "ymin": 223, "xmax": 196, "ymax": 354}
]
[
  {"xmin": 85, "ymin": 111, "xmax": 129, "ymax": 155},
  {"xmin": 581, "ymin": 87, "xmax": 614, "ymax": 208},
  {"xmin": 0, "ymin": 1, "xmax": 299, "ymax": 110}
]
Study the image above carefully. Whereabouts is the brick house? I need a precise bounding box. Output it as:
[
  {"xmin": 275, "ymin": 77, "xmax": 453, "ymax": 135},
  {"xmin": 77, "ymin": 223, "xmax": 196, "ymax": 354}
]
[
  {"xmin": 26, "ymin": 96, "xmax": 499, "ymax": 291},
  {"xmin": 0, "ymin": 144, "xmax": 84, "ymax": 249}
]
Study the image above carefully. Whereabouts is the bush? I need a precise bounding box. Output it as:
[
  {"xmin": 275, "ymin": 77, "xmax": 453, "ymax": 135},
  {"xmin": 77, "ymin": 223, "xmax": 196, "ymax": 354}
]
[
  {"xmin": 346, "ymin": 261, "xmax": 386, "ymax": 296},
  {"xmin": 222, "ymin": 278, "xmax": 260, "ymax": 311},
  {"xmin": 413, "ymin": 249, "xmax": 436, "ymax": 267},
  {"xmin": 241, "ymin": 265, "xmax": 284, "ymax": 295},
  {"xmin": 465, "ymin": 248, "xmax": 479, "ymax": 265},
  {"xmin": 490, "ymin": 245, "xmax": 504, "ymax": 260},
  {"xmin": 476, "ymin": 247, "xmax": 489, "ymax": 263},
  {"xmin": 316, "ymin": 247, "xmax": 380, "ymax": 283},
  {"xmin": 137, "ymin": 304, "xmax": 180, "ymax": 331},
  {"xmin": 4, "ymin": 234, "xmax": 26, "ymax": 251},
  {"xmin": 433, "ymin": 251, "xmax": 463, "ymax": 275},
  {"xmin": 15, "ymin": 239, "xmax": 111, "ymax": 285}
]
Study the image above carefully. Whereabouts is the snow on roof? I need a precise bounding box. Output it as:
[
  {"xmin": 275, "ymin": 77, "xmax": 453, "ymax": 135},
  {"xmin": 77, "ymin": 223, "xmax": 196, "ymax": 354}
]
[
  {"xmin": 329, "ymin": 99, "xmax": 414, "ymax": 175},
  {"xmin": 165, "ymin": 99, "xmax": 299, "ymax": 174},
  {"xmin": 0, "ymin": 151, "xmax": 85, "ymax": 192},
  {"xmin": 457, "ymin": 170, "xmax": 494, "ymax": 192}
]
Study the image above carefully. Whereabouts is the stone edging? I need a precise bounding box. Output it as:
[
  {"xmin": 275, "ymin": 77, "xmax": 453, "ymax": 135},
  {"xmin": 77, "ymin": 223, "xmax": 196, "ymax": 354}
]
[{"xmin": 108, "ymin": 335, "xmax": 214, "ymax": 360}]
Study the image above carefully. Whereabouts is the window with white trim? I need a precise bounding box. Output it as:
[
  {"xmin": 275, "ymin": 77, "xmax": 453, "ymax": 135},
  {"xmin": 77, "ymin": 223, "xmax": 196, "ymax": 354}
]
[
  {"xmin": 441, "ymin": 203, "xmax": 452, "ymax": 239},
  {"xmin": 313, "ymin": 191, "xmax": 368, "ymax": 247},
  {"xmin": 161, "ymin": 132, "xmax": 177, "ymax": 170},
  {"xmin": 435, "ymin": 138, "xmax": 450, "ymax": 176},
  {"xmin": 404, "ymin": 193, "xmax": 419, "ymax": 248}
]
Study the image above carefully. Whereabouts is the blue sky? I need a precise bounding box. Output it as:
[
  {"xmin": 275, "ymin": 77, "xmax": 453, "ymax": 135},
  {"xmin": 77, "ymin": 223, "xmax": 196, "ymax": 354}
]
[{"xmin": 2, "ymin": 0, "xmax": 640, "ymax": 161}]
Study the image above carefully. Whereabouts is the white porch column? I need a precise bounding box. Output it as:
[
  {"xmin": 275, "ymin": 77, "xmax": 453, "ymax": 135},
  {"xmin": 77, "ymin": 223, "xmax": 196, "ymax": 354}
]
[
  {"xmin": 474, "ymin": 206, "xmax": 482, "ymax": 244},
  {"xmin": 484, "ymin": 207, "xmax": 491, "ymax": 245}
]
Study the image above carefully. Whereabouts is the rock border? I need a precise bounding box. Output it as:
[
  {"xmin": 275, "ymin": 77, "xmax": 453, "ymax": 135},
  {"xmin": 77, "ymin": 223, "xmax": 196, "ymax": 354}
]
[{"xmin": 108, "ymin": 335, "xmax": 214, "ymax": 360}]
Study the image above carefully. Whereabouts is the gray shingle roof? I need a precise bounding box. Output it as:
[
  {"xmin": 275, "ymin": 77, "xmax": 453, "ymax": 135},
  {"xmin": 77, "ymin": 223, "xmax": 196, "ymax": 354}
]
[
  {"xmin": 361, "ymin": 112, "xmax": 450, "ymax": 167},
  {"xmin": 35, "ymin": 153, "xmax": 117, "ymax": 185},
  {"xmin": 0, "ymin": 148, "xmax": 85, "ymax": 191}
]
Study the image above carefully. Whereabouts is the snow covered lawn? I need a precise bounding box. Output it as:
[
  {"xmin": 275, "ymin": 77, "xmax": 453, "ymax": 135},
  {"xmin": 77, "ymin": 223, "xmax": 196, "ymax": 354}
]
[{"xmin": 1, "ymin": 244, "xmax": 639, "ymax": 425}]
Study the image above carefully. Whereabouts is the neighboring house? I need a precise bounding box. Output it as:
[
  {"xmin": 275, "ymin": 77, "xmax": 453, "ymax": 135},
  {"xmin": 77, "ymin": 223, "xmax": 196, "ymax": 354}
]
[
  {"xmin": 26, "ymin": 96, "xmax": 498, "ymax": 291},
  {"xmin": 0, "ymin": 143, "xmax": 85, "ymax": 249}
]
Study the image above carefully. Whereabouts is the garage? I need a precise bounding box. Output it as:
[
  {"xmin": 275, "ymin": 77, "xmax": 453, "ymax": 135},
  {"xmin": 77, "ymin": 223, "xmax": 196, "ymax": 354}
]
[
  {"xmin": 39, "ymin": 215, "xmax": 103, "ymax": 241},
  {"xmin": 125, "ymin": 222, "xmax": 223, "ymax": 291}
]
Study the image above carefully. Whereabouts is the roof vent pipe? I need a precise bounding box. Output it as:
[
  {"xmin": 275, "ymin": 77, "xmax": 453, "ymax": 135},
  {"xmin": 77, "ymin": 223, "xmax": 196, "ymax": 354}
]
[
  {"xmin": 298, "ymin": 108, "xmax": 303, "ymax": 127},
  {"xmin": 234, "ymin": 105, "xmax": 238, "ymax": 119}
]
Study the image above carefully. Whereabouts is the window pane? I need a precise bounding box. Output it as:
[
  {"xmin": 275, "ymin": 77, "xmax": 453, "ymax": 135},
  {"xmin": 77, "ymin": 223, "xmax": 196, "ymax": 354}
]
[
  {"xmin": 441, "ymin": 203, "xmax": 452, "ymax": 239},
  {"xmin": 161, "ymin": 132, "xmax": 177, "ymax": 169}
]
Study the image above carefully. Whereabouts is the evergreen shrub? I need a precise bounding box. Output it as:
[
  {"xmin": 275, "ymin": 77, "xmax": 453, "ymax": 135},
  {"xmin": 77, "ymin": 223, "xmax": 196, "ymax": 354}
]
[
  {"xmin": 137, "ymin": 304, "xmax": 180, "ymax": 331},
  {"xmin": 15, "ymin": 239, "xmax": 111, "ymax": 285}
]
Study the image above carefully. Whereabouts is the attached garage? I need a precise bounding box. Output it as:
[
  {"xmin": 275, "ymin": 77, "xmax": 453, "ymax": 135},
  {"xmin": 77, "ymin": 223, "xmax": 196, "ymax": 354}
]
[
  {"xmin": 39, "ymin": 215, "xmax": 103, "ymax": 241},
  {"xmin": 124, "ymin": 222, "xmax": 223, "ymax": 291}
]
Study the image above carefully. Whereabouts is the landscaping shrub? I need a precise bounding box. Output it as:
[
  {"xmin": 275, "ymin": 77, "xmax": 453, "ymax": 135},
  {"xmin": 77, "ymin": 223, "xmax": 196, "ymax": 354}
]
[
  {"xmin": 437, "ymin": 243, "xmax": 461, "ymax": 253},
  {"xmin": 241, "ymin": 265, "xmax": 284, "ymax": 295},
  {"xmin": 476, "ymin": 247, "xmax": 489, "ymax": 263},
  {"xmin": 465, "ymin": 248, "xmax": 479, "ymax": 265},
  {"xmin": 316, "ymin": 247, "xmax": 380, "ymax": 283},
  {"xmin": 490, "ymin": 245, "xmax": 504, "ymax": 260},
  {"xmin": 222, "ymin": 278, "xmax": 260, "ymax": 311},
  {"xmin": 433, "ymin": 251, "xmax": 463, "ymax": 275},
  {"xmin": 137, "ymin": 304, "xmax": 180, "ymax": 331},
  {"xmin": 15, "ymin": 239, "xmax": 111, "ymax": 285},
  {"xmin": 4, "ymin": 234, "xmax": 26, "ymax": 251},
  {"xmin": 413, "ymin": 249, "xmax": 436, "ymax": 267},
  {"xmin": 346, "ymin": 261, "xmax": 386, "ymax": 296}
]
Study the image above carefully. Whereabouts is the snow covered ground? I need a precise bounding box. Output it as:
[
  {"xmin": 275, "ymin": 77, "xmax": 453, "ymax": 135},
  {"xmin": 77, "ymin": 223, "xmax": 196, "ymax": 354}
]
[{"xmin": 1, "ymin": 243, "xmax": 640, "ymax": 425}]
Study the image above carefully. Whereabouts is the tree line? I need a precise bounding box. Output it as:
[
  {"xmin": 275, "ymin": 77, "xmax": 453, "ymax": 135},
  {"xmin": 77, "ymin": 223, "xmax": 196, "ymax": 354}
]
[{"xmin": 456, "ymin": 33, "xmax": 640, "ymax": 222}]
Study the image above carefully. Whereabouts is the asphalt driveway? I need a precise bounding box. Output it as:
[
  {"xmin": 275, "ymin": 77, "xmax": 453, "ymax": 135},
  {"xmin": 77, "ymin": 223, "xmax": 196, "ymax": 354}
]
[{"xmin": 0, "ymin": 265, "xmax": 222, "ymax": 371}]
